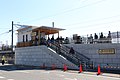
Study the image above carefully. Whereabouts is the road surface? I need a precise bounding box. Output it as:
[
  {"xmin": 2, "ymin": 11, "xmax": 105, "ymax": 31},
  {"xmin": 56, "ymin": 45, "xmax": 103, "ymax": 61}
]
[{"xmin": 0, "ymin": 64, "xmax": 119, "ymax": 80}]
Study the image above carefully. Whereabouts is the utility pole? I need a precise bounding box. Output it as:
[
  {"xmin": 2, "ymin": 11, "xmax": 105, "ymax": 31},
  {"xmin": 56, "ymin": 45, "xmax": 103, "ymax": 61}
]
[
  {"xmin": 52, "ymin": 22, "xmax": 54, "ymax": 28},
  {"xmin": 11, "ymin": 21, "xmax": 13, "ymax": 54},
  {"xmin": 52, "ymin": 22, "xmax": 54, "ymax": 38},
  {"xmin": 117, "ymin": 31, "xmax": 119, "ymax": 43}
]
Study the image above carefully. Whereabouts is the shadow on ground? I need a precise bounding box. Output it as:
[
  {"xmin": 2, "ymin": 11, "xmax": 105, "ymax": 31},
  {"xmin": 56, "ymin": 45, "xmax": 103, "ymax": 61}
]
[
  {"xmin": 0, "ymin": 64, "xmax": 43, "ymax": 71},
  {"xmin": 0, "ymin": 64, "xmax": 120, "ymax": 75},
  {"xmin": 0, "ymin": 64, "xmax": 120, "ymax": 78}
]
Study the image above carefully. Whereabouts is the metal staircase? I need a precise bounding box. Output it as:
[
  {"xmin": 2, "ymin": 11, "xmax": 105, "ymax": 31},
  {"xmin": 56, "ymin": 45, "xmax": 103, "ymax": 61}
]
[{"xmin": 48, "ymin": 42, "xmax": 93, "ymax": 69}]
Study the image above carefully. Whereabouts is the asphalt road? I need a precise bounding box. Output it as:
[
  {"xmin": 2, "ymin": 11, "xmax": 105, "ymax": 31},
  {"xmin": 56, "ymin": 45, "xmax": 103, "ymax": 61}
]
[{"xmin": 0, "ymin": 64, "xmax": 120, "ymax": 80}]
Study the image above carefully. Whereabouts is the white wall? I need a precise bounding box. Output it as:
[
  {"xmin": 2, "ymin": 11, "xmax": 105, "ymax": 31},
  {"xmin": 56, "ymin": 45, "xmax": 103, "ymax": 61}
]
[
  {"xmin": 65, "ymin": 43, "xmax": 120, "ymax": 68},
  {"xmin": 18, "ymin": 31, "xmax": 32, "ymax": 42}
]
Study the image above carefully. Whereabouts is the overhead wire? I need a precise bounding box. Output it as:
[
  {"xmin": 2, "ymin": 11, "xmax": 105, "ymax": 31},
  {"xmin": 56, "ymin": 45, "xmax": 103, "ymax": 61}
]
[
  {"xmin": 60, "ymin": 0, "xmax": 106, "ymax": 14},
  {"xmin": 0, "ymin": 28, "xmax": 9, "ymax": 29},
  {"xmin": 62, "ymin": 14, "xmax": 120, "ymax": 27},
  {"xmin": 0, "ymin": 29, "xmax": 17, "ymax": 36},
  {"xmin": 0, "ymin": 31, "xmax": 11, "ymax": 35},
  {"xmin": 0, "ymin": 0, "xmax": 109, "ymax": 37},
  {"xmin": 15, "ymin": 0, "xmax": 109, "ymax": 35},
  {"xmin": 12, "ymin": 0, "xmax": 118, "ymax": 36},
  {"xmin": 68, "ymin": 19, "xmax": 120, "ymax": 29},
  {"xmin": 22, "ymin": 0, "xmax": 106, "ymax": 23},
  {"xmin": 0, "ymin": 0, "xmax": 112, "ymax": 44},
  {"xmin": 0, "ymin": 24, "xmax": 10, "ymax": 29},
  {"xmin": 79, "ymin": 0, "xmax": 89, "ymax": 3}
]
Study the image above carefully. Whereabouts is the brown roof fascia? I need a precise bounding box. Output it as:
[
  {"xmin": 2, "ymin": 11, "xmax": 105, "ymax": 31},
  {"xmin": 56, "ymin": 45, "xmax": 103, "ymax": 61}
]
[{"xmin": 32, "ymin": 26, "xmax": 65, "ymax": 32}]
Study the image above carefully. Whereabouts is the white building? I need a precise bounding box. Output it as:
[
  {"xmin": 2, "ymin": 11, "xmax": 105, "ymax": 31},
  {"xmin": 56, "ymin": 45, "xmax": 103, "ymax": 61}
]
[
  {"xmin": 17, "ymin": 26, "xmax": 37, "ymax": 43},
  {"xmin": 17, "ymin": 25, "xmax": 65, "ymax": 47}
]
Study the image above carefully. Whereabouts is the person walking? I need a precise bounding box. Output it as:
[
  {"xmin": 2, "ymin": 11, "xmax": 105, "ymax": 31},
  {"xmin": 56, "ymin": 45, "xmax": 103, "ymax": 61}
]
[
  {"xmin": 69, "ymin": 47, "xmax": 75, "ymax": 54},
  {"xmin": 69, "ymin": 47, "xmax": 75, "ymax": 59}
]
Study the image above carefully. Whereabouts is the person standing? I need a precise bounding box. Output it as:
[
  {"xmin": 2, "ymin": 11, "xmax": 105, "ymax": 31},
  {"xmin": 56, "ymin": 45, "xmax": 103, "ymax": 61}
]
[{"xmin": 2, "ymin": 56, "xmax": 5, "ymax": 65}]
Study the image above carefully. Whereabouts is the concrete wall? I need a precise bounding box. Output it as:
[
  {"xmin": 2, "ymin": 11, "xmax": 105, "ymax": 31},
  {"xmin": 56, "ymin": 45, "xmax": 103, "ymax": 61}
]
[
  {"xmin": 15, "ymin": 45, "xmax": 78, "ymax": 69},
  {"xmin": 65, "ymin": 43, "xmax": 120, "ymax": 68}
]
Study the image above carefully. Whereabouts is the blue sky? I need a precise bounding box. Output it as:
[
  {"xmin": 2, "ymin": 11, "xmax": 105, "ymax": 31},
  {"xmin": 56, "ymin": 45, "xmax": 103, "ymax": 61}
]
[{"xmin": 0, "ymin": 0, "xmax": 120, "ymax": 45}]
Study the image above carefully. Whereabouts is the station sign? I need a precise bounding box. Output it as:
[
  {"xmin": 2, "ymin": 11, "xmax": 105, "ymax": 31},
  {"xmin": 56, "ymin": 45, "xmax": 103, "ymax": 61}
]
[{"xmin": 98, "ymin": 48, "xmax": 115, "ymax": 54}]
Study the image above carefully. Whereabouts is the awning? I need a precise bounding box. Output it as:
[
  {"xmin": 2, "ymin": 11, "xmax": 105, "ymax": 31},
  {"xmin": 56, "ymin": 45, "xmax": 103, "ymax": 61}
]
[{"xmin": 32, "ymin": 26, "xmax": 65, "ymax": 35}]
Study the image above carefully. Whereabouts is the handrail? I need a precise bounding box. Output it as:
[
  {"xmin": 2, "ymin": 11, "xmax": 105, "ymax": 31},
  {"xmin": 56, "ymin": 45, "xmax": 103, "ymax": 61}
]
[
  {"xmin": 63, "ymin": 45, "xmax": 90, "ymax": 60},
  {"xmin": 49, "ymin": 42, "xmax": 81, "ymax": 65},
  {"xmin": 48, "ymin": 42, "xmax": 94, "ymax": 69}
]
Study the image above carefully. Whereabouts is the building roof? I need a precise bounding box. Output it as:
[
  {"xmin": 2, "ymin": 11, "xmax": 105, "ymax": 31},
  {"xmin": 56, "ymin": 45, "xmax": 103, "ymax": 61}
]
[
  {"xmin": 17, "ymin": 25, "xmax": 65, "ymax": 35},
  {"xmin": 32, "ymin": 26, "xmax": 65, "ymax": 35},
  {"xmin": 17, "ymin": 25, "xmax": 38, "ymax": 32}
]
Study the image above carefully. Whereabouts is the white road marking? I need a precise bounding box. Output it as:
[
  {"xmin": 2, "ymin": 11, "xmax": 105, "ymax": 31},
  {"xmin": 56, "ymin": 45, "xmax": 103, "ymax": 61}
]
[
  {"xmin": 7, "ymin": 79, "xmax": 14, "ymax": 80},
  {"xmin": 74, "ymin": 78, "xmax": 77, "ymax": 80},
  {"xmin": 15, "ymin": 71, "xmax": 29, "ymax": 73},
  {"xmin": 57, "ymin": 74, "xmax": 65, "ymax": 77},
  {"xmin": 65, "ymin": 78, "xmax": 77, "ymax": 80},
  {"xmin": 96, "ymin": 75, "xmax": 120, "ymax": 79},
  {"xmin": 42, "ymin": 71, "xmax": 50, "ymax": 74},
  {"xmin": 81, "ymin": 73, "xmax": 120, "ymax": 79},
  {"xmin": 0, "ymin": 76, "xmax": 5, "ymax": 78}
]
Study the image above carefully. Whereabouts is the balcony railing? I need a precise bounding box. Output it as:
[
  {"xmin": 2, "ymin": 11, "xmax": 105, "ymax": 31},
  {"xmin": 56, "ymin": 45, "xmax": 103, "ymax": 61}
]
[
  {"xmin": 93, "ymin": 38, "xmax": 112, "ymax": 43},
  {"xmin": 17, "ymin": 41, "xmax": 32, "ymax": 47}
]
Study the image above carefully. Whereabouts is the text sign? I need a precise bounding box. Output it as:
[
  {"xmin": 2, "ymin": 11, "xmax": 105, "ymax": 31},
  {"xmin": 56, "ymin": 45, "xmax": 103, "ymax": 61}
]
[{"xmin": 98, "ymin": 48, "xmax": 115, "ymax": 54}]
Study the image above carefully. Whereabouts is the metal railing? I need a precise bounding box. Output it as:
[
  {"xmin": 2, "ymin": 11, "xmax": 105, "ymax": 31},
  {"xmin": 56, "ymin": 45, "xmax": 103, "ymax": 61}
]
[{"xmin": 48, "ymin": 42, "xmax": 93, "ymax": 69}]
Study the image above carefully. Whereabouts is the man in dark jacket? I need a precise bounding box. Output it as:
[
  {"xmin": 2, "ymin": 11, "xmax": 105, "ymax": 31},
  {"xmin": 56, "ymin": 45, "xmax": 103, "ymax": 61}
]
[{"xmin": 69, "ymin": 47, "xmax": 75, "ymax": 54}]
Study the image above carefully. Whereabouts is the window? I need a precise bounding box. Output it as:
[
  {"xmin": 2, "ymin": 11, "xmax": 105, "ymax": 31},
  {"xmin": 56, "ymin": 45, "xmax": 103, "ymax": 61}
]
[
  {"xmin": 26, "ymin": 34, "xmax": 28, "ymax": 42},
  {"xmin": 23, "ymin": 35, "xmax": 25, "ymax": 42}
]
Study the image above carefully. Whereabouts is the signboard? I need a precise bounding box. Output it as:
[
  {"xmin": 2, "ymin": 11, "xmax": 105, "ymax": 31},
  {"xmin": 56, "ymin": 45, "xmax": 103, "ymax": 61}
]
[
  {"xmin": 98, "ymin": 48, "xmax": 115, "ymax": 54},
  {"xmin": 31, "ymin": 32, "xmax": 36, "ymax": 36}
]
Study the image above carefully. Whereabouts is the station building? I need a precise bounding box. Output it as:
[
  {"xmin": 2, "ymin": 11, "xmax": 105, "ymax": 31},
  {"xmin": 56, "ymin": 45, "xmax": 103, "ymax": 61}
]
[{"xmin": 15, "ymin": 25, "xmax": 120, "ymax": 70}]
